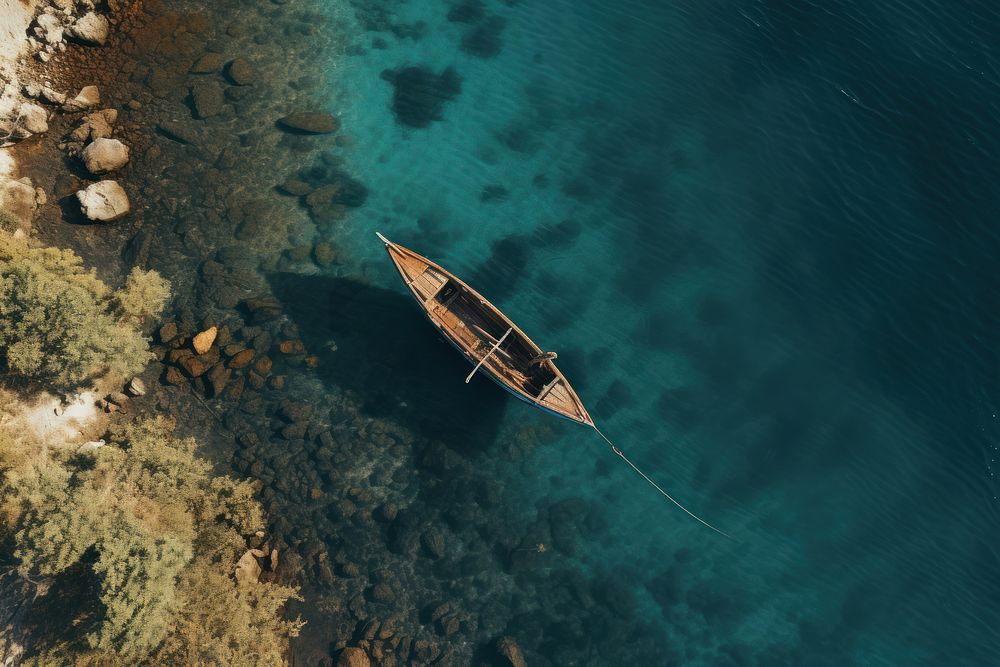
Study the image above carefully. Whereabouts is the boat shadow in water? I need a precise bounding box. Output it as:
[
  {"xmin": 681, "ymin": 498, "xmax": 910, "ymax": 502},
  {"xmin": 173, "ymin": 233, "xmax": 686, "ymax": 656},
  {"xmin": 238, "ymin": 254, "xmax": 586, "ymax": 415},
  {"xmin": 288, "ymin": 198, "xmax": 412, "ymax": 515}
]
[{"xmin": 268, "ymin": 273, "xmax": 508, "ymax": 452}]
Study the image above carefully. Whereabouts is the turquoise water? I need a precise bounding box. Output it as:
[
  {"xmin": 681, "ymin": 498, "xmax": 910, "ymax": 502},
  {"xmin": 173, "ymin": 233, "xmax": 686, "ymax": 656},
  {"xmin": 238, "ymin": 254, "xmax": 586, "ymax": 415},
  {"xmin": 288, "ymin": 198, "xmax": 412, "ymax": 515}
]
[{"xmin": 296, "ymin": 0, "xmax": 1000, "ymax": 663}]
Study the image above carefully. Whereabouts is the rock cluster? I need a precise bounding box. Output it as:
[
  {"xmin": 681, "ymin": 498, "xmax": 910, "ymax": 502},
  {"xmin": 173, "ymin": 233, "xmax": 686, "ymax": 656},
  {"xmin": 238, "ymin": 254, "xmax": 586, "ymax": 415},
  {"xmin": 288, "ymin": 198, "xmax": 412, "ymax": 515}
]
[{"xmin": 27, "ymin": 3, "xmax": 112, "ymax": 62}]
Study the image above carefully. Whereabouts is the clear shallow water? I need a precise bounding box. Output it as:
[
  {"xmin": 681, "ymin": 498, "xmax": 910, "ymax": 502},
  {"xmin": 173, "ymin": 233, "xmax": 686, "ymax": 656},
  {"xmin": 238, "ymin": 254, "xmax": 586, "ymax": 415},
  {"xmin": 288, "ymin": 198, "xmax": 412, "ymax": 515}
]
[{"xmin": 308, "ymin": 0, "xmax": 1000, "ymax": 662}]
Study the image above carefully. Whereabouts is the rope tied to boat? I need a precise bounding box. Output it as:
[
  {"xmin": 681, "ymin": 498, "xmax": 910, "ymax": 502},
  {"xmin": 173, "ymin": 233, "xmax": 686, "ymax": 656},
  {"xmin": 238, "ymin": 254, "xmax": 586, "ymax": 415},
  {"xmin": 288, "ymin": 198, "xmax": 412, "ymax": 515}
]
[{"xmin": 593, "ymin": 426, "xmax": 733, "ymax": 540}]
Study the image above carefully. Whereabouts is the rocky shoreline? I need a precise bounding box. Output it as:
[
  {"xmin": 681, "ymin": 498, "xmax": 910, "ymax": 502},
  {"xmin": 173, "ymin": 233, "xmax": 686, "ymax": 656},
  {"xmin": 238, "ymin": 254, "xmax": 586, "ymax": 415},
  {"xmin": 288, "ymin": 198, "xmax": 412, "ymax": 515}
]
[{"xmin": 1, "ymin": 1, "xmax": 661, "ymax": 665}]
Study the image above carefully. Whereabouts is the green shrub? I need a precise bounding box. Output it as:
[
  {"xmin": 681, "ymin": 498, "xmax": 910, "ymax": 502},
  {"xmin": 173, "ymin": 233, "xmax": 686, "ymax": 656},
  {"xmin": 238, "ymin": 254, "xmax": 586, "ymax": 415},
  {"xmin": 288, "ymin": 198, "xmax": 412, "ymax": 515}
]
[
  {"xmin": 0, "ymin": 208, "xmax": 18, "ymax": 233},
  {"xmin": 0, "ymin": 233, "xmax": 168, "ymax": 388},
  {"xmin": 9, "ymin": 418, "xmax": 301, "ymax": 662},
  {"xmin": 115, "ymin": 267, "xmax": 172, "ymax": 323}
]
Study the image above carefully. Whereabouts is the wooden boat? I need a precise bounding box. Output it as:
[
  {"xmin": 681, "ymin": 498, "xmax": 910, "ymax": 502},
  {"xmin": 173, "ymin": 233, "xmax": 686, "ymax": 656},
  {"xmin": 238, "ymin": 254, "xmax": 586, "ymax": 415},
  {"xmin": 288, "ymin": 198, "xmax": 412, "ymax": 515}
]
[{"xmin": 377, "ymin": 232, "xmax": 593, "ymax": 426}]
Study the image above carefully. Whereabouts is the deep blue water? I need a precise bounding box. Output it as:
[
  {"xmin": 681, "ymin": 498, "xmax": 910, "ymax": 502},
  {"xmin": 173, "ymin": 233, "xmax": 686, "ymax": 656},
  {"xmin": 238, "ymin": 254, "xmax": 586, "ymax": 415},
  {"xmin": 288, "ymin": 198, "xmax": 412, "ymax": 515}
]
[{"xmin": 313, "ymin": 0, "xmax": 1000, "ymax": 663}]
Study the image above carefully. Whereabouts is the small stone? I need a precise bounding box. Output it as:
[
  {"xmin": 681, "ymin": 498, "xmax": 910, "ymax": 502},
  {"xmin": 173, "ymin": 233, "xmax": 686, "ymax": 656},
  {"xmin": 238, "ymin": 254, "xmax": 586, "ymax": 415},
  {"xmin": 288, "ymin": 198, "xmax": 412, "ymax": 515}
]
[
  {"xmin": 313, "ymin": 242, "xmax": 338, "ymax": 267},
  {"xmin": 19, "ymin": 103, "xmax": 49, "ymax": 134},
  {"xmin": 164, "ymin": 366, "xmax": 187, "ymax": 386},
  {"xmin": 337, "ymin": 646, "xmax": 371, "ymax": 667},
  {"xmin": 69, "ymin": 12, "xmax": 110, "ymax": 45},
  {"xmin": 228, "ymin": 348, "xmax": 255, "ymax": 369},
  {"xmin": 421, "ymin": 529, "xmax": 446, "ymax": 560},
  {"xmin": 207, "ymin": 363, "xmax": 232, "ymax": 397},
  {"xmin": 495, "ymin": 637, "xmax": 527, "ymax": 667},
  {"xmin": 127, "ymin": 99, "xmax": 141, "ymax": 110},
  {"xmin": 437, "ymin": 615, "xmax": 460, "ymax": 636},
  {"xmin": 125, "ymin": 377, "xmax": 146, "ymax": 396},
  {"xmin": 278, "ymin": 179, "xmax": 312, "ymax": 196},
  {"xmin": 159, "ymin": 322, "xmax": 179, "ymax": 343},
  {"xmin": 279, "ymin": 422, "xmax": 307, "ymax": 440},
  {"xmin": 191, "ymin": 81, "xmax": 225, "ymax": 119},
  {"xmin": 157, "ymin": 121, "xmax": 200, "ymax": 145},
  {"xmin": 81, "ymin": 138, "xmax": 129, "ymax": 174},
  {"xmin": 192, "ymin": 326, "xmax": 218, "ymax": 354},
  {"xmin": 71, "ymin": 109, "xmax": 117, "ymax": 142},
  {"xmin": 40, "ymin": 86, "xmax": 66, "ymax": 105},
  {"xmin": 64, "ymin": 85, "xmax": 100, "ymax": 111},
  {"xmin": 107, "ymin": 392, "xmax": 129, "ymax": 407},
  {"xmin": 252, "ymin": 356, "xmax": 273, "ymax": 375},
  {"xmin": 369, "ymin": 583, "xmax": 393, "ymax": 603},
  {"xmin": 278, "ymin": 112, "xmax": 339, "ymax": 134},
  {"xmin": 76, "ymin": 180, "xmax": 129, "ymax": 222},
  {"xmin": 227, "ymin": 58, "xmax": 255, "ymax": 85},
  {"xmin": 189, "ymin": 52, "xmax": 224, "ymax": 74},
  {"xmin": 279, "ymin": 339, "xmax": 305, "ymax": 355},
  {"xmin": 179, "ymin": 354, "xmax": 214, "ymax": 378}
]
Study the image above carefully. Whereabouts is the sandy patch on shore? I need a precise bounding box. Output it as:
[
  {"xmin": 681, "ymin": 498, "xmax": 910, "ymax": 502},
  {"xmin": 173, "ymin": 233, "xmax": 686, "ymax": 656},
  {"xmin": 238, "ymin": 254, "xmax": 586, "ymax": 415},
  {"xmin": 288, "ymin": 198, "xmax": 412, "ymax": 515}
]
[{"xmin": 0, "ymin": 387, "xmax": 106, "ymax": 448}]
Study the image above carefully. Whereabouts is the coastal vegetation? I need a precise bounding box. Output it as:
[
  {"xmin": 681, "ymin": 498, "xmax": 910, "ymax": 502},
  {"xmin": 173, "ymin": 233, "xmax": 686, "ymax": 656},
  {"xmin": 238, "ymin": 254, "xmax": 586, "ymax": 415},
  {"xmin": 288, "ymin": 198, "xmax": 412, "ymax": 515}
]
[
  {"xmin": 0, "ymin": 417, "xmax": 303, "ymax": 665},
  {"xmin": 0, "ymin": 230, "xmax": 166, "ymax": 388},
  {"xmin": 0, "ymin": 232, "xmax": 301, "ymax": 663}
]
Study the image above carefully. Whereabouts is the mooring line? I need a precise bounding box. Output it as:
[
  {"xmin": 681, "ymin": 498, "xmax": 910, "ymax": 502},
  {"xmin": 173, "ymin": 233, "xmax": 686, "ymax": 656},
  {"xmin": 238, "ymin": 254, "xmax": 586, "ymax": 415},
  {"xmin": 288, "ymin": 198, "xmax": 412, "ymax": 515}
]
[{"xmin": 593, "ymin": 426, "xmax": 734, "ymax": 540}]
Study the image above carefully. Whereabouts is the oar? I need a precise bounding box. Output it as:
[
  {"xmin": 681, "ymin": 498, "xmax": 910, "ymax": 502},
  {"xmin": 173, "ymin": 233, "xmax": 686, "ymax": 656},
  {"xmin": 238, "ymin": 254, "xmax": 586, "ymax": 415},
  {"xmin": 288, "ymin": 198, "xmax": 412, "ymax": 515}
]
[{"xmin": 465, "ymin": 327, "xmax": 513, "ymax": 383}]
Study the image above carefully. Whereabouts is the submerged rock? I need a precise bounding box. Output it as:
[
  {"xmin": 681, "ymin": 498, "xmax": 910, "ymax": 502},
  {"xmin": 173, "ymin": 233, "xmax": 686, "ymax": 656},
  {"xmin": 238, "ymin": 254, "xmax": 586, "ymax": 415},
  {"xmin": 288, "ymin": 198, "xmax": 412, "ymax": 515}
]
[
  {"xmin": 76, "ymin": 180, "xmax": 130, "ymax": 222},
  {"xmin": 191, "ymin": 81, "xmax": 224, "ymax": 119},
  {"xmin": 69, "ymin": 12, "xmax": 110, "ymax": 45},
  {"xmin": 227, "ymin": 58, "xmax": 255, "ymax": 85},
  {"xmin": 189, "ymin": 52, "xmax": 224, "ymax": 74},
  {"xmin": 157, "ymin": 120, "xmax": 201, "ymax": 145},
  {"xmin": 278, "ymin": 112, "xmax": 339, "ymax": 134},
  {"xmin": 81, "ymin": 138, "xmax": 129, "ymax": 174},
  {"xmin": 495, "ymin": 636, "xmax": 527, "ymax": 667},
  {"xmin": 192, "ymin": 326, "xmax": 218, "ymax": 354},
  {"xmin": 337, "ymin": 647, "xmax": 371, "ymax": 667}
]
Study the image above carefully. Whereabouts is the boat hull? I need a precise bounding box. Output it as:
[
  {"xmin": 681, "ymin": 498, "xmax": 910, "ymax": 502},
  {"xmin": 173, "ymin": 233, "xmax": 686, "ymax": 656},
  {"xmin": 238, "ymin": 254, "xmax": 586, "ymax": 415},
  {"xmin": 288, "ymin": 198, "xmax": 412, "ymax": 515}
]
[{"xmin": 378, "ymin": 233, "xmax": 593, "ymax": 426}]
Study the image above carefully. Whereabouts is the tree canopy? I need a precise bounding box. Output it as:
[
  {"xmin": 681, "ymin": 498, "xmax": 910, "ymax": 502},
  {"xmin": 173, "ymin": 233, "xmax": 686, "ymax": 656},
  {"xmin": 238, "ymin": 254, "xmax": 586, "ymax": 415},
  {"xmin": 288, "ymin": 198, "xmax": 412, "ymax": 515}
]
[{"xmin": 0, "ymin": 233, "xmax": 169, "ymax": 388}]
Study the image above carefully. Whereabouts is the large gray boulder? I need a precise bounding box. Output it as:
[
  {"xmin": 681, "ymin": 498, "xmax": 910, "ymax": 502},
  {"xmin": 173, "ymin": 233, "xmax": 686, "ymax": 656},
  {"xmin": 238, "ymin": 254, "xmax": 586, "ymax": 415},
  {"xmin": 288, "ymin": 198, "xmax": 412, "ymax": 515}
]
[
  {"xmin": 76, "ymin": 180, "xmax": 130, "ymax": 222},
  {"xmin": 81, "ymin": 138, "xmax": 129, "ymax": 174}
]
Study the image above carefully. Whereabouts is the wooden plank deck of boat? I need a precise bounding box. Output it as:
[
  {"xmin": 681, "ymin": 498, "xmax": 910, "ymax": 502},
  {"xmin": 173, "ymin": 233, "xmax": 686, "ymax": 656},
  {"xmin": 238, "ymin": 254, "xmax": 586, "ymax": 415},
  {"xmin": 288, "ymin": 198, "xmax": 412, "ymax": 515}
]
[{"xmin": 378, "ymin": 234, "xmax": 593, "ymax": 426}]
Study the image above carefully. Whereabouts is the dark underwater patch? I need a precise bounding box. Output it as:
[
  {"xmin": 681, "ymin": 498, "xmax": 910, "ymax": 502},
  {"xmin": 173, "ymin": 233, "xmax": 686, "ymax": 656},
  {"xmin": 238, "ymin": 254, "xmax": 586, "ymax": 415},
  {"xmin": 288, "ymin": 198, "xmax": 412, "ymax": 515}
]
[
  {"xmin": 479, "ymin": 184, "xmax": 509, "ymax": 202},
  {"xmin": 381, "ymin": 65, "xmax": 463, "ymax": 128},
  {"xmin": 447, "ymin": 0, "xmax": 486, "ymax": 23},
  {"xmin": 460, "ymin": 15, "xmax": 506, "ymax": 58}
]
